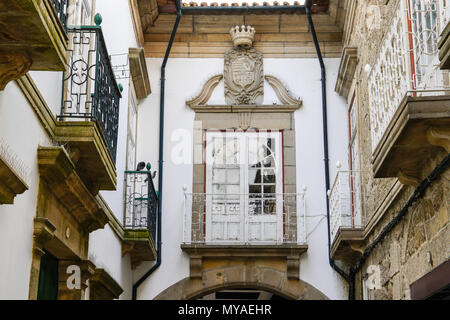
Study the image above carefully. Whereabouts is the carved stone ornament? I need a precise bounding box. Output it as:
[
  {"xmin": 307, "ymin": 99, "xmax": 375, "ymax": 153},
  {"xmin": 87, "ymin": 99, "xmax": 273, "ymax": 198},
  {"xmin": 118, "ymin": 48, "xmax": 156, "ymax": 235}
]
[
  {"xmin": 224, "ymin": 42, "xmax": 264, "ymax": 105},
  {"xmin": 186, "ymin": 25, "xmax": 302, "ymax": 112}
]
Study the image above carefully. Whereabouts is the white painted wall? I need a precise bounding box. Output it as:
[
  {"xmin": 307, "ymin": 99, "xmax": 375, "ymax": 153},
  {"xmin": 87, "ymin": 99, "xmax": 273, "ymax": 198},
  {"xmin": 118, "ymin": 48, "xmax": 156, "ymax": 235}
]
[
  {"xmin": 0, "ymin": 82, "xmax": 53, "ymax": 299},
  {"xmin": 135, "ymin": 57, "xmax": 349, "ymax": 300},
  {"xmin": 89, "ymin": 0, "xmax": 139, "ymax": 299},
  {"xmin": 96, "ymin": 0, "xmax": 137, "ymax": 221}
]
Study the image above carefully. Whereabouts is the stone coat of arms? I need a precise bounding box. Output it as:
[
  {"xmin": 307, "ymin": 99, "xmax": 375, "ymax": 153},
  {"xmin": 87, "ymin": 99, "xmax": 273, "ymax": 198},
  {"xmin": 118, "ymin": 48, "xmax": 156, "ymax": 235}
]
[
  {"xmin": 224, "ymin": 27, "xmax": 264, "ymax": 105},
  {"xmin": 186, "ymin": 25, "xmax": 302, "ymax": 113}
]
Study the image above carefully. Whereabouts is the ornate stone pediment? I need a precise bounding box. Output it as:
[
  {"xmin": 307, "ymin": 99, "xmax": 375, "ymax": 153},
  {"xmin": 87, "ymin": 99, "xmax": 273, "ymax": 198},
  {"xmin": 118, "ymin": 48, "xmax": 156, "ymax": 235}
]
[
  {"xmin": 187, "ymin": 25, "xmax": 302, "ymax": 113},
  {"xmin": 187, "ymin": 73, "xmax": 302, "ymax": 113}
]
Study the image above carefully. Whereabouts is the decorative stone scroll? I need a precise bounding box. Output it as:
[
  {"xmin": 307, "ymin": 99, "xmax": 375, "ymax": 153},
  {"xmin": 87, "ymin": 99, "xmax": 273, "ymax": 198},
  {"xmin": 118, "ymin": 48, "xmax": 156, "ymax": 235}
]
[
  {"xmin": 186, "ymin": 25, "xmax": 302, "ymax": 112},
  {"xmin": 187, "ymin": 74, "xmax": 302, "ymax": 112},
  {"xmin": 265, "ymin": 75, "xmax": 302, "ymax": 105},
  {"xmin": 186, "ymin": 74, "xmax": 223, "ymax": 107}
]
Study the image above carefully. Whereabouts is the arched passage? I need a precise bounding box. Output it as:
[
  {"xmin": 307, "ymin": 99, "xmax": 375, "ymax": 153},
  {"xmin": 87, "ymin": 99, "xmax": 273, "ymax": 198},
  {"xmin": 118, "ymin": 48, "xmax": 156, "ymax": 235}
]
[{"xmin": 153, "ymin": 265, "xmax": 329, "ymax": 300}]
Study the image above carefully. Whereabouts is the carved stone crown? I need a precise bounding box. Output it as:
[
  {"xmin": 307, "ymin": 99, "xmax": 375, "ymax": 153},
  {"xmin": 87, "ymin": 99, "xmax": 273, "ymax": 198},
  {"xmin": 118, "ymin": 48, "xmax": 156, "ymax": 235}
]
[{"xmin": 230, "ymin": 25, "xmax": 255, "ymax": 47}]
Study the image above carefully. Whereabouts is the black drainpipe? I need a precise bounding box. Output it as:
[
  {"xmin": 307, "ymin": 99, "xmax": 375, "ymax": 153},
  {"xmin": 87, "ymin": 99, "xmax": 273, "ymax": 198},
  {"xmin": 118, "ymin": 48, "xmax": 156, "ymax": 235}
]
[
  {"xmin": 305, "ymin": 0, "xmax": 351, "ymax": 285},
  {"xmin": 132, "ymin": 0, "xmax": 182, "ymax": 300}
]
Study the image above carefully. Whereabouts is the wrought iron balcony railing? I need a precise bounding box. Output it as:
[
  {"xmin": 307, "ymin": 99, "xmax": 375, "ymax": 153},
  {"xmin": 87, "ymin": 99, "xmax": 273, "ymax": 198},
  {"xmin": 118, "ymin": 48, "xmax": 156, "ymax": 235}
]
[
  {"xmin": 50, "ymin": 0, "xmax": 68, "ymax": 29},
  {"xmin": 124, "ymin": 169, "xmax": 159, "ymax": 241},
  {"xmin": 58, "ymin": 26, "xmax": 121, "ymax": 162},
  {"xmin": 183, "ymin": 192, "xmax": 307, "ymax": 245},
  {"xmin": 328, "ymin": 170, "xmax": 366, "ymax": 244},
  {"xmin": 368, "ymin": 0, "xmax": 450, "ymax": 153}
]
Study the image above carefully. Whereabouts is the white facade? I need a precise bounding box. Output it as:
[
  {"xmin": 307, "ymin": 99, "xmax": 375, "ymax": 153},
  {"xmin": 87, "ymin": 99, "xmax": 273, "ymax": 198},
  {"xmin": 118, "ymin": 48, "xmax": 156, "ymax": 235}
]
[
  {"xmin": 135, "ymin": 58, "xmax": 349, "ymax": 300},
  {"xmin": 0, "ymin": 2, "xmax": 350, "ymax": 300}
]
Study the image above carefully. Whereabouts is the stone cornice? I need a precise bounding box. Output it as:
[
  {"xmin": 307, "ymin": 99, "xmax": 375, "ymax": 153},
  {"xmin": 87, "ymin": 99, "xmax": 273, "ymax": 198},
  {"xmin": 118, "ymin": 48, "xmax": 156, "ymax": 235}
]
[
  {"xmin": 142, "ymin": 4, "xmax": 345, "ymax": 58},
  {"xmin": 181, "ymin": 244, "xmax": 307, "ymax": 280},
  {"xmin": 189, "ymin": 104, "xmax": 302, "ymax": 113},
  {"xmin": 129, "ymin": 47, "xmax": 151, "ymax": 99},
  {"xmin": 335, "ymin": 46, "xmax": 358, "ymax": 98},
  {"xmin": 180, "ymin": 244, "xmax": 308, "ymax": 257}
]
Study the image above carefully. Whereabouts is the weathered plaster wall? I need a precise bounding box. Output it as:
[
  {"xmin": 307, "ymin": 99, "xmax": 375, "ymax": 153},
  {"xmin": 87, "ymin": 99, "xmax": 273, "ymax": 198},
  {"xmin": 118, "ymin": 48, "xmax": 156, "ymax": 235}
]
[{"xmin": 0, "ymin": 82, "xmax": 52, "ymax": 299}]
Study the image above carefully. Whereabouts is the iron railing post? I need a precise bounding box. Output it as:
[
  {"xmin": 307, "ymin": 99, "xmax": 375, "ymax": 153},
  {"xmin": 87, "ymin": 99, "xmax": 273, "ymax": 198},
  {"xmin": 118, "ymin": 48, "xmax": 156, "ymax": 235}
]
[{"xmin": 59, "ymin": 27, "xmax": 121, "ymax": 162}]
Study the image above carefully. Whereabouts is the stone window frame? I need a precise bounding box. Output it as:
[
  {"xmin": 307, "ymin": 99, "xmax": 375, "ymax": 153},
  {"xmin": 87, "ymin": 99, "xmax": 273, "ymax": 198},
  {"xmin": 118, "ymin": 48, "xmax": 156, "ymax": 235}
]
[{"xmin": 191, "ymin": 111, "xmax": 299, "ymax": 244}]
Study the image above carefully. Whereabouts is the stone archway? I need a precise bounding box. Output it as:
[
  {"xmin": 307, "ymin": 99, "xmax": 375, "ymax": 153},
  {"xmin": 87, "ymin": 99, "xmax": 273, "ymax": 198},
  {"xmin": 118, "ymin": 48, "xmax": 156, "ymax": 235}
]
[{"xmin": 154, "ymin": 264, "xmax": 329, "ymax": 300}]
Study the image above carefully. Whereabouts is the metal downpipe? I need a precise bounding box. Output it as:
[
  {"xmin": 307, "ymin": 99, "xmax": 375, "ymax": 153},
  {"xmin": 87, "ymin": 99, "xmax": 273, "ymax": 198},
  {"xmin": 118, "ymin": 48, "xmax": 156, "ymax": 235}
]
[
  {"xmin": 132, "ymin": 1, "xmax": 182, "ymax": 300},
  {"xmin": 305, "ymin": 0, "xmax": 351, "ymax": 286}
]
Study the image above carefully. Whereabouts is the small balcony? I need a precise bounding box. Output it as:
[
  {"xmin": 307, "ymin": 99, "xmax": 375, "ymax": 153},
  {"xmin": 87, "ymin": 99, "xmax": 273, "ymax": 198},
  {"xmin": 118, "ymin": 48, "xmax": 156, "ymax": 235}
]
[
  {"xmin": 55, "ymin": 25, "xmax": 121, "ymax": 194},
  {"xmin": 121, "ymin": 168, "xmax": 158, "ymax": 269},
  {"xmin": 181, "ymin": 192, "xmax": 307, "ymax": 279},
  {"xmin": 328, "ymin": 170, "xmax": 366, "ymax": 265},
  {"xmin": 369, "ymin": 0, "xmax": 450, "ymax": 185},
  {"xmin": 0, "ymin": 0, "xmax": 68, "ymax": 89}
]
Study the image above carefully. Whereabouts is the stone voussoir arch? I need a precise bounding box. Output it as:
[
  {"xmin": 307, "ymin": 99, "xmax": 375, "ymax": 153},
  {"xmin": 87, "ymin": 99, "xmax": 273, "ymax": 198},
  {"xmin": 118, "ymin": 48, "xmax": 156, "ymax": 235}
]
[{"xmin": 154, "ymin": 265, "xmax": 329, "ymax": 300}]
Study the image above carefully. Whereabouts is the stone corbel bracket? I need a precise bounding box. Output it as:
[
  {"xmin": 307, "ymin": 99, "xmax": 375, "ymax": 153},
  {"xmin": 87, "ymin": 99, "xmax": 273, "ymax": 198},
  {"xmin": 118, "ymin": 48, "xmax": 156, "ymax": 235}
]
[
  {"xmin": 181, "ymin": 244, "xmax": 308, "ymax": 280},
  {"xmin": 129, "ymin": 47, "xmax": 151, "ymax": 99},
  {"xmin": 37, "ymin": 146, "xmax": 109, "ymax": 233},
  {"xmin": 186, "ymin": 74, "xmax": 302, "ymax": 112},
  {"xmin": 335, "ymin": 47, "xmax": 358, "ymax": 98}
]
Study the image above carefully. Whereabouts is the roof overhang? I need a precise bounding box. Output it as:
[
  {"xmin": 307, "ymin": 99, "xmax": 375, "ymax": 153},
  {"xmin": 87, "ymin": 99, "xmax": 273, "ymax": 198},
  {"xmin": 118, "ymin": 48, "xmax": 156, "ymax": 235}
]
[{"xmin": 131, "ymin": 0, "xmax": 344, "ymax": 57}]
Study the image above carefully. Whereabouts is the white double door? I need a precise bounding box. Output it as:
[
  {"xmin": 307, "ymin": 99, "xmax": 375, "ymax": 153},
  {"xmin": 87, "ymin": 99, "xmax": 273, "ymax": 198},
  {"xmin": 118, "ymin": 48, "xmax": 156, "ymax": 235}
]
[{"xmin": 205, "ymin": 131, "xmax": 283, "ymax": 244}]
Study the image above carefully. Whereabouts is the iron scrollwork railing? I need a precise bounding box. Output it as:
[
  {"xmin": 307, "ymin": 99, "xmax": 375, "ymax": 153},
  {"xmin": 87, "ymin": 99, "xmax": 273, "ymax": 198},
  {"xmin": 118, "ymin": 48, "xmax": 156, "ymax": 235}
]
[
  {"xmin": 50, "ymin": 0, "xmax": 68, "ymax": 29},
  {"xmin": 58, "ymin": 26, "xmax": 121, "ymax": 162},
  {"xmin": 124, "ymin": 170, "xmax": 159, "ymax": 241}
]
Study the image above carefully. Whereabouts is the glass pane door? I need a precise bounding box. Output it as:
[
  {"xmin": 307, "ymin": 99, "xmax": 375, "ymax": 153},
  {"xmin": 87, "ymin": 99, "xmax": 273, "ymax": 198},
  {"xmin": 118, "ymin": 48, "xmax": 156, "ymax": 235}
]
[{"xmin": 205, "ymin": 131, "xmax": 283, "ymax": 244}]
